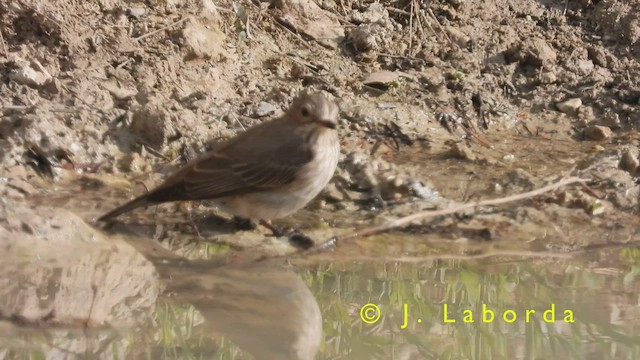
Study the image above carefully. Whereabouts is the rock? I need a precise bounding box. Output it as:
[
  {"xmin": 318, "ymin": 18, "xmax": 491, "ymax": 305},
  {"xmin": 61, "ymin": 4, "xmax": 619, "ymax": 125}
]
[
  {"xmin": 540, "ymin": 70, "xmax": 557, "ymax": 84},
  {"xmin": 447, "ymin": 0, "xmax": 465, "ymax": 6},
  {"xmin": 556, "ymin": 98, "xmax": 582, "ymax": 115},
  {"xmin": 529, "ymin": 38, "xmax": 557, "ymax": 65},
  {"xmin": 341, "ymin": 151, "xmax": 434, "ymax": 201},
  {"xmin": 585, "ymin": 125, "xmax": 612, "ymax": 140},
  {"xmin": 579, "ymin": 153, "xmax": 639, "ymax": 209},
  {"xmin": 612, "ymin": 186, "xmax": 640, "ymax": 209},
  {"xmin": 420, "ymin": 67, "xmax": 446, "ymax": 89},
  {"xmin": 350, "ymin": 2, "xmax": 389, "ymax": 25},
  {"xmin": 602, "ymin": 109, "xmax": 622, "ymax": 129},
  {"xmin": 553, "ymin": 191, "xmax": 574, "ymax": 206},
  {"xmin": 576, "ymin": 59, "xmax": 595, "ymax": 75},
  {"xmin": 119, "ymin": 152, "xmax": 150, "ymax": 173},
  {"xmin": 9, "ymin": 60, "xmax": 52, "ymax": 88},
  {"xmin": 506, "ymin": 37, "xmax": 556, "ymax": 67},
  {"xmin": 322, "ymin": 182, "xmax": 344, "ymax": 202},
  {"xmin": 348, "ymin": 26, "xmax": 378, "ymax": 52},
  {"xmin": 271, "ymin": 0, "xmax": 345, "ymax": 49},
  {"xmin": 181, "ymin": 18, "xmax": 226, "ymax": 60},
  {"xmin": 574, "ymin": 195, "xmax": 605, "ymax": 216},
  {"xmin": 488, "ymin": 182, "xmax": 503, "ymax": 194},
  {"xmin": 363, "ymin": 70, "xmax": 401, "ymax": 89},
  {"xmin": 504, "ymin": 169, "xmax": 539, "ymax": 190},
  {"xmin": 446, "ymin": 26, "xmax": 471, "ymax": 49},
  {"xmin": 97, "ymin": 0, "xmax": 117, "ymax": 11},
  {"xmin": 578, "ymin": 105, "xmax": 596, "ymax": 122},
  {"xmin": 130, "ymin": 103, "xmax": 177, "ymax": 147},
  {"xmin": 0, "ymin": 200, "xmax": 161, "ymax": 327},
  {"xmin": 449, "ymin": 142, "xmax": 477, "ymax": 161},
  {"xmin": 198, "ymin": 0, "xmax": 220, "ymax": 19},
  {"xmin": 502, "ymin": 153, "xmax": 516, "ymax": 162},
  {"xmin": 128, "ymin": 7, "xmax": 146, "ymax": 17},
  {"xmin": 342, "ymin": 151, "xmax": 380, "ymax": 190},
  {"xmin": 406, "ymin": 178, "xmax": 439, "ymax": 200},
  {"xmin": 591, "ymin": 201, "xmax": 605, "ymax": 216},
  {"xmin": 587, "ymin": 45, "xmax": 607, "ymax": 67},
  {"xmin": 253, "ymin": 101, "xmax": 277, "ymax": 117},
  {"xmin": 102, "ymin": 80, "xmax": 138, "ymax": 100},
  {"xmin": 619, "ymin": 148, "xmax": 639, "ymax": 173}
]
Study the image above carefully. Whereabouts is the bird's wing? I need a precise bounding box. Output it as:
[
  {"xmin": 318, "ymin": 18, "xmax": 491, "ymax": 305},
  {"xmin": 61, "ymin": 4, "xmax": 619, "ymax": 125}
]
[
  {"xmin": 150, "ymin": 133, "xmax": 315, "ymax": 201},
  {"xmin": 183, "ymin": 152, "xmax": 312, "ymax": 199}
]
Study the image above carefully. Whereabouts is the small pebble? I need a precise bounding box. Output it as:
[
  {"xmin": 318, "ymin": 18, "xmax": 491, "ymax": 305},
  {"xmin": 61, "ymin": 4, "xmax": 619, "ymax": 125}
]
[
  {"xmin": 502, "ymin": 154, "xmax": 515, "ymax": 162},
  {"xmin": 253, "ymin": 101, "xmax": 277, "ymax": 117},
  {"xmin": 556, "ymin": 98, "xmax": 582, "ymax": 115},
  {"xmin": 128, "ymin": 7, "xmax": 146, "ymax": 17},
  {"xmin": 585, "ymin": 125, "xmax": 612, "ymax": 141},
  {"xmin": 449, "ymin": 142, "xmax": 476, "ymax": 161},
  {"xmin": 619, "ymin": 148, "xmax": 639, "ymax": 173}
]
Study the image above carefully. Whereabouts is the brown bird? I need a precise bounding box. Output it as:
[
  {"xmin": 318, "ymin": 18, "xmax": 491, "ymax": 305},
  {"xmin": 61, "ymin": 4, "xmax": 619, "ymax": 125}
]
[{"xmin": 97, "ymin": 92, "xmax": 340, "ymax": 241}]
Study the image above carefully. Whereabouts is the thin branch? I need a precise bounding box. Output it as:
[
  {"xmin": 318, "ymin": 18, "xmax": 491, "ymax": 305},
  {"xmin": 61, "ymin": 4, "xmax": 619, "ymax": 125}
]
[
  {"xmin": 271, "ymin": 18, "xmax": 313, "ymax": 50},
  {"xmin": 415, "ymin": 4, "xmax": 425, "ymax": 50},
  {"xmin": 0, "ymin": 28, "xmax": 7, "ymax": 55},
  {"xmin": 327, "ymin": 176, "xmax": 590, "ymax": 244},
  {"xmin": 408, "ymin": 0, "xmax": 414, "ymax": 55},
  {"xmin": 134, "ymin": 17, "xmax": 188, "ymax": 42},
  {"xmin": 386, "ymin": 7, "xmax": 411, "ymax": 16},
  {"xmin": 420, "ymin": 8, "xmax": 438, "ymax": 38},
  {"xmin": 329, "ymin": 250, "xmax": 575, "ymax": 262},
  {"xmin": 427, "ymin": 8, "xmax": 453, "ymax": 46}
]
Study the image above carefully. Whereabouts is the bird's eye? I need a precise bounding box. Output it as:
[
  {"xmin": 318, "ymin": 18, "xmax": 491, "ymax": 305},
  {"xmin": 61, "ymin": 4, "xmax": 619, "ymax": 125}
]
[{"xmin": 301, "ymin": 107, "xmax": 310, "ymax": 117}]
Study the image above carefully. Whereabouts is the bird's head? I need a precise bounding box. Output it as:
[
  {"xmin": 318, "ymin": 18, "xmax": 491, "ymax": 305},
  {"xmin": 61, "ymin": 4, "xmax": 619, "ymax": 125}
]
[{"xmin": 286, "ymin": 93, "xmax": 339, "ymax": 130}]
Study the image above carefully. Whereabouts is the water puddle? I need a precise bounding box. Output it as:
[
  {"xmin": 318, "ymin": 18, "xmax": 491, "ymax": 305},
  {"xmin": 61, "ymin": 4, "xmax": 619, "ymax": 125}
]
[
  {"xmin": 2, "ymin": 131, "xmax": 639, "ymax": 359},
  {"xmin": 2, "ymin": 250, "xmax": 639, "ymax": 359}
]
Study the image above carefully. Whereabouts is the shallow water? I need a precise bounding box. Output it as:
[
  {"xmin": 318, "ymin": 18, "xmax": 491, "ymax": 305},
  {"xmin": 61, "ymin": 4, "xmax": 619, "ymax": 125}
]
[
  {"xmin": 3, "ymin": 133, "xmax": 640, "ymax": 359},
  {"xmin": 309, "ymin": 256, "xmax": 640, "ymax": 359},
  {"xmin": 2, "ymin": 249, "xmax": 639, "ymax": 360}
]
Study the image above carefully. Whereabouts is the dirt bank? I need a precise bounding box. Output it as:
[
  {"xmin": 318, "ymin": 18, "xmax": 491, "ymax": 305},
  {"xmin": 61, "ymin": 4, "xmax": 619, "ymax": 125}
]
[{"xmin": 1, "ymin": 0, "xmax": 640, "ymax": 260}]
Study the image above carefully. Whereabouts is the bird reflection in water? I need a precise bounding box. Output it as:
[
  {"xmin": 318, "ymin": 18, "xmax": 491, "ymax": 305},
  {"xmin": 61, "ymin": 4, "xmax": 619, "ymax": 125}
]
[{"xmin": 157, "ymin": 259, "xmax": 322, "ymax": 360}]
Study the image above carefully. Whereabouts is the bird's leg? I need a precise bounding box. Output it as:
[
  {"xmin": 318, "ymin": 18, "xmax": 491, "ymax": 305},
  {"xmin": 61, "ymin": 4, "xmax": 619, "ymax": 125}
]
[
  {"xmin": 259, "ymin": 219, "xmax": 282, "ymax": 234},
  {"xmin": 233, "ymin": 216, "xmax": 257, "ymax": 230},
  {"xmin": 259, "ymin": 219, "xmax": 314, "ymax": 249},
  {"xmin": 187, "ymin": 213, "xmax": 203, "ymax": 239},
  {"xmin": 184, "ymin": 203, "xmax": 203, "ymax": 239}
]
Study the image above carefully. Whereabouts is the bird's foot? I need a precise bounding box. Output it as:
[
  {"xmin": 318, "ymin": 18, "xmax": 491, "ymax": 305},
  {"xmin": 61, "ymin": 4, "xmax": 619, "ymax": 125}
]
[
  {"xmin": 186, "ymin": 210, "xmax": 203, "ymax": 239},
  {"xmin": 259, "ymin": 220, "xmax": 314, "ymax": 249},
  {"xmin": 232, "ymin": 216, "xmax": 257, "ymax": 231},
  {"xmin": 281, "ymin": 228, "xmax": 315, "ymax": 249}
]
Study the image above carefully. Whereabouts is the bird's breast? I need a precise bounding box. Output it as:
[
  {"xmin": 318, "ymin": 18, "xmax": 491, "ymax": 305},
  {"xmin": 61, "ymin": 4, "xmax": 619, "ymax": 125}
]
[
  {"xmin": 220, "ymin": 131, "xmax": 339, "ymax": 220},
  {"xmin": 293, "ymin": 131, "xmax": 340, "ymax": 192}
]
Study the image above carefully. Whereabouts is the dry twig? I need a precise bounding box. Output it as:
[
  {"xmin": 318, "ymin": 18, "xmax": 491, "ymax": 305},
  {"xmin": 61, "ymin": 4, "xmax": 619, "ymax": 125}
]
[
  {"xmin": 329, "ymin": 250, "xmax": 575, "ymax": 262},
  {"xmin": 323, "ymin": 176, "xmax": 589, "ymax": 245},
  {"xmin": 0, "ymin": 29, "xmax": 7, "ymax": 55},
  {"xmin": 408, "ymin": 0, "xmax": 414, "ymax": 54},
  {"xmin": 427, "ymin": 8, "xmax": 452, "ymax": 46},
  {"xmin": 134, "ymin": 17, "xmax": 188, "ymax": 42}
]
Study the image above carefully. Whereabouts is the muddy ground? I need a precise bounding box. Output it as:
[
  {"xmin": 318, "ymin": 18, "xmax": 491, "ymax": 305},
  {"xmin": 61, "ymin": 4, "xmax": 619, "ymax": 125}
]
[{"xmin": 1, "ymin": 0, "xmax": 640, "ymax": 355}]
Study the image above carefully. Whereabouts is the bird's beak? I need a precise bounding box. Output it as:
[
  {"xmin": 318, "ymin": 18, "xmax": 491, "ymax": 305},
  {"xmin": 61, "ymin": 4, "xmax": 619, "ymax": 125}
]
[{"xmin": 317, "ymin": 119, "xmax": 336, "ymax": 129}]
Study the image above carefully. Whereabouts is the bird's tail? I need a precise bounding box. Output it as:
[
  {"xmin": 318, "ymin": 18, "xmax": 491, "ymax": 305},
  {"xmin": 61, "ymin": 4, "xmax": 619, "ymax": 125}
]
[{"xmin": 96, "ymin": 194, "xmax": 153, "ymax": 222}]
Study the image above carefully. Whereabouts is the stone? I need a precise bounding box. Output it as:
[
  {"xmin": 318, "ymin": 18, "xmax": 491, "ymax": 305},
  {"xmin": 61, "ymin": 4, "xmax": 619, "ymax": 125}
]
[
  {"xmin": 619, "ymin": 148, "xmax": 639, "ymax": 173},
  {"xmin": 585, "ymin": 125, "xmax": 612, "ymax": 141},
  {"xmin": 556, "ymin": 98, "xmax": 582, "ymax": 115}
]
